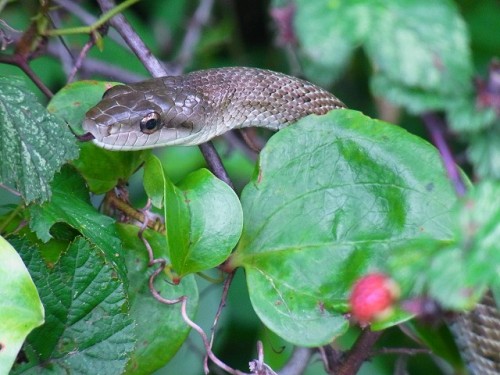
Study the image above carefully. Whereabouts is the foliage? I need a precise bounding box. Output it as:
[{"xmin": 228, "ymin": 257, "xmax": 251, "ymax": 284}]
[
  {"xmin": 0, "ymin": 77, "xmax": 78, "ymax": 203},
  {"xmin": 0, "ymin": 0, "xmax": 498, "ymax": 374},
  {"xmin": 0, "ymin": 236, "xmax": 44, "ymax": 374}
]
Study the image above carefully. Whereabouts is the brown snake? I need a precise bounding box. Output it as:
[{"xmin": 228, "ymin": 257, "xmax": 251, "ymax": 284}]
[
  {"xmin": 83, "ymin": 67, "xmax": 345, "ymax": 150},
  {"xmin": 83, "ymin": 67, "xmax": 499, "ymax": 374}
]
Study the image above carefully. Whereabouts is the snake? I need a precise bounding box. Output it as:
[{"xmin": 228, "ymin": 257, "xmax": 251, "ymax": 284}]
[
  {"xmin": 82, "ymin": 67, "xmax": 345, "ymax": 150},
  {"xmin": 82, "ymin": 66, "xmax": 499, "ymax": 374}
]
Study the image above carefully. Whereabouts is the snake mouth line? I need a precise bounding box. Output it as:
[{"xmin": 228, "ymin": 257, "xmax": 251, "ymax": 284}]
[{"xmin": 76, "ymin": 132, "xmax": 96, "ymax": 142}]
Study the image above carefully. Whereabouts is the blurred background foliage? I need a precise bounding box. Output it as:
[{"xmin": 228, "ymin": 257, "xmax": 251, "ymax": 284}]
[{"xmin": 0, "ymin": 0, "xmax": 499, "ymax": 374}]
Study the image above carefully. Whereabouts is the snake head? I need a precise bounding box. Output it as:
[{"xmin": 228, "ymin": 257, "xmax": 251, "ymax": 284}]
[{"xmin": 83, "ymin": 77, "xmax": 208, "ymax": 150}]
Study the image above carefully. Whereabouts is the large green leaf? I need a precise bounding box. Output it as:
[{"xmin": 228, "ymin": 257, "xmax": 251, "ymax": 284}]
[
  {"xmin": 389, "ymin": 181, "xmax": 500, "ymax": 310},
  {"xmin": 48, "ymin": 80, "xmax": 149, "ymax": 193},
  {"xmin": 117, "ymin": 224, "xmax": 198, "ymax": 375},
  {"xmin": 143, "ymin": 155, "xmax": 243, "ymax": 278},
  {"xmin": 0, "ymin": 236, "xmax": 44, "ymax": 375},
  {"xmin": 0, "ymin": 76, "xmax": 79, "ymax": 203},
  {"xmin": 365, "ymin": 0, "xmax": 472, "ymax": 98},
  {"xmin": 29, "ymin": 165, "xmax": 128, "ymax": 284},
  {"xmin": 11, "ymin": 237, "xmax": 135, "ymax": 375},
  {"xmin": 231, "ymin": 110, "xmax": 457, "ymax": 346},
  {"xmin": 293, "ymin": 0, "xmax": 368, "ymax": 86},
  {"xmin": 292, "ymin": 0, "xmax": 472, "ymax": 113}
]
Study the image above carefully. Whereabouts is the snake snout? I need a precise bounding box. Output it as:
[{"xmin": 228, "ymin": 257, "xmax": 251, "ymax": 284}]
[{"xmin": 82, "ymin": 117, "xmax": 109, "ymax": 142}]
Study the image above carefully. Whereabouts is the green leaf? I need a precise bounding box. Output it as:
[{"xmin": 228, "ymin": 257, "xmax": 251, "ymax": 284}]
[
  {"xmin": 28, "ymin": 165, "xmax": 128, "ymax": 284},
  {"xmin": 405, "ymin": 320, "xmax": 465, "ymax": 371},
  {"xmin": 47, "ymin": 80, "xmax": 119, "ymax": 134},
  {"xmin": 0, "ymin": 236, "xmax": 44, "ymax": 375},
  {"xmin": 446, "ymin": 97, "xmax": 497, "ymax": 134},
  {"xmin": 48, "ymin": 80, "xmax": 148, "ymax": 194},
  {"xmin": 389, "ymin": 182, "xmax": 500, "ymax": 311},
  {"xmin": 364, "ymin": 0, "xmax": 472, "ymax": 97},
  {"xmin": 165, "ymin": 168, "xmax": 243, "ymax": 278},
  {"xmin": 0, "ymin": 76, "xmax": 79, "ymax": 203},
  {"xmin": 117, "ymin": 224, "xmax": 198, "ymax": 375},
  {"xmin": 467, "ymin": 128, "xmax": 500, "ymax": 179},
  {"xmin": 387, "ymin": 238, "xmax": 450, "ymax": 299},
  {"xmin": 76, "ymin": 143, "xmax": 149, "ymax": 194},
  {"xmin": 294, "ymin": 0, "xmax": 367, "ymax": 86},
  {"xmin": 456, "ymin": 181, "xmax": 500, "ymax": 293},
  {"xmin": 143, "ymin": 153, "xmax": 167, "ymax": 208},
  {"xmin": 293, "ymin": 0, "xmax": 473, "ymax": 111},
  {"xmin": 11, "ymin": 236, "xmax": 135, "ymax": 375},
  {"xmin": 371, "ymin": 75, "xmax": 449, "ymax": 114},
  {"xmin": 144, "ymin": 155, "xmax": 243, "ymax": 278},
  {"xmin": 231, "ymin": 110, "xmax": 457, "ymax": 346}
]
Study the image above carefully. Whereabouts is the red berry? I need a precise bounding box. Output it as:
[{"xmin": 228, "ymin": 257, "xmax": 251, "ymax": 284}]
[{"xmin": 349, "ymin": 273, "xmax": 399, "ymax": 325}]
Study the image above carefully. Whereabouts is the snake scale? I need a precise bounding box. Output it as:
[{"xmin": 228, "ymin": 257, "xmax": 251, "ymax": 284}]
[
  {"xmin": 83, "ymin": 67, "xmax": 499, "ymax": 374},
  {"xmin": 83, "ymin": 67, "xmax": 345, "ymax": 150}
]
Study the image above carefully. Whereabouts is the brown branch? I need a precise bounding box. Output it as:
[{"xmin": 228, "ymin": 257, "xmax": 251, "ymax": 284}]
[
  {"xmin": 198, "ymin": 142, "xmax": 234, "ymax": 188},
  {"xmin": 203, "ymin": 270, "xmax": 237, "ymax": 370},
  {"xmin": 335, "ymin": 329, "xmax": 383, "ymax": 375},
  {"xmin": 67, "ymin": 37, "xmax": 95, "ymax": 82},
  {"xmin": 175, "ymin": 0, "xmax": 215, "ymax": 69},
  {"xmin": 105, "ymin": 189, "xmax": 165, "ymax": 232},
  {"xmin": 96, "ymin": 0, "xmax": 171, "ymax": 77},
  {"xmin": 0, "ymin": 53, "xmax": 53, "ymax": 98},
  {"xmin": 370, "ymin": 347, "xmax": 431, "ymax": 357},
  {"xmin": 278, "ymin": 347, "xmax": 313, "ymax": 375}
]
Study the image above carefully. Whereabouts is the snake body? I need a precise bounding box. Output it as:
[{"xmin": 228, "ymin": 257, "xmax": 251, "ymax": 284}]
[
  {"xmin": 83, "ymin": 67, "xmax": 345, "ymax": 150},
  {"xmin": 83, "ymin": 67, "xmax": 499, "ymax": 374}
]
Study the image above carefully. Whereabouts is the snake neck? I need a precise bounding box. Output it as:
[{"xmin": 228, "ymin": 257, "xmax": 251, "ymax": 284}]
[{"xmin": 184, "ymin": 67, "xmax": 346, "ymax": 134}]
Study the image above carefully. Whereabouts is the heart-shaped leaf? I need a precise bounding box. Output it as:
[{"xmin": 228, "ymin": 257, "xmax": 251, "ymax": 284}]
[{"xmin": 232, "ymin": 110, "xmax": 457, "ymax": 346}]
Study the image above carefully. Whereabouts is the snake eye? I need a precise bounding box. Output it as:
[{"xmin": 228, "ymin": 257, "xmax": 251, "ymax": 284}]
[{"xmin": 140, "ymin": 112, "xmax": 162, "ymax": 134}]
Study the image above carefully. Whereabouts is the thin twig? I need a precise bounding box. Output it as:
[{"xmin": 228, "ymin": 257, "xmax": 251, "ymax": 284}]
[
  {"xmin": 180, "ymin": 297, "xmax": 250, "ymax": 375},
  {"xmin": 422, "ymin": 112, "xmax": 466, "ymax": 196},
  {"xmin": 204, "ymin": 270, "xmax": 236, "ymax": 369},
  {"xmin": 137, "ymin": 202, "xmax": 182, "ymax": 304},
  {"xmin": 47, "ymin": 40, "xmax": 145, "ymax": 81},
  {"xmin": 249, "ymin": 341, "xmax": 278, "ymax": 375},
  {"xmin": 209, "ymin": 271, "xmax": 236, "ymax": 346},
  {"xmin": 175, "ymin": 0, "xmax": 215, "ymax": 69},
  {"xmin": 199, "ymin": 142, "xmax": 235, "ymax": 188},
  {"xmin": 45, "ymin": 0, "xmax": 141, "ymax": 37},
  {"xmin": 0, "ymin": 54, "xmax": 53, "ymax": 98},
  {"xmin": 96, "ymin": 0, "xmax": 172, "ymax": 77},
  {"xmin": 0, "ymin": 183, "xmax": 21, "ymax": 197},
  {"xmin": 53, "ymin": 0, "xmax": 129, "ymax": 48},
  {"xmin": 67, "ymin": 37, "xmax": 95, "ymax": 82},
  {"xmin": 47, "ymin": 10, "xmax": 76, "ymax": 78},
  {"xmin": 76, "ymin": 55, "xmax": 146, "ymax": 81},
  {"xmin": 278, "ymin": 347, "xmax": 313, "ymax": 375},
  {"xmin": 370, "ymin": 347, "xmax": 431, "ymax": 357}
]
